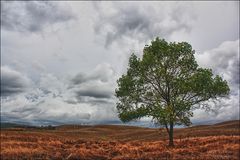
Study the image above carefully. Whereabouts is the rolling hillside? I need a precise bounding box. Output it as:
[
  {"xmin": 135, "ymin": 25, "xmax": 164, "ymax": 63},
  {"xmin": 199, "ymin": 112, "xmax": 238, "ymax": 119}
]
[{"xmin": 1, "ymin": 120, "xmax": 239, "ymax": 159}]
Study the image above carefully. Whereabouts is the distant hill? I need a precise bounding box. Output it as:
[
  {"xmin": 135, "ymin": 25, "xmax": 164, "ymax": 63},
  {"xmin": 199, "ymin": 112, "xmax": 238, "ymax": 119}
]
[
  {"xmin": 0, "ymin": 122, "xmax": 54, "ymax": 129},
  {"xmin": 55, "ymin": 119, "xmax": 239, "ymax": 129},
  {"xmin": 2, "ymin": 120, "xmax": 238, "ymax": 132},
  {"xmin": 0, "ymin": 122, "xmax": 28, "ymax": 129},
  {"xmin": 50, "ymin": 120, "xmax": 239, "ymax": 142}
]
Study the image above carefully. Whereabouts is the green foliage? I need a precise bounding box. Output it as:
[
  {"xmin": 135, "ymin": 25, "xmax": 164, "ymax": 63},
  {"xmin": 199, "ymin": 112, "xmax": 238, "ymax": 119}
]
[{"xmin": 115, "ymin": 37, "xmax": 230, "ymax": 127}]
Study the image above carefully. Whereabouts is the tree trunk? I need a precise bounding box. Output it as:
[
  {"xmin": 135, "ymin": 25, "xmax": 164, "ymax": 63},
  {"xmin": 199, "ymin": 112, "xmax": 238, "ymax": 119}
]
[{"xmin": 168, "ymin": 121, "xmax": 174, "ymax": 147}]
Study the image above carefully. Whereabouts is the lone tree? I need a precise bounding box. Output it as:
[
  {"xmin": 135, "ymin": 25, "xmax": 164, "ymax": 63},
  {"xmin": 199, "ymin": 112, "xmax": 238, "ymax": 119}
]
[{"xmin": 115, "ymin": 38, "xmax": 230, "ymax": 147}]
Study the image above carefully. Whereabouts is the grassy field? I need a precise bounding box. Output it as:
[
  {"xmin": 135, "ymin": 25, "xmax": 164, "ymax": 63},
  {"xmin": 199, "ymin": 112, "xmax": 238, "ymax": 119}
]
[{"xmin": 1, "ymin": 120, "xmax": 239, "ymax": 160}]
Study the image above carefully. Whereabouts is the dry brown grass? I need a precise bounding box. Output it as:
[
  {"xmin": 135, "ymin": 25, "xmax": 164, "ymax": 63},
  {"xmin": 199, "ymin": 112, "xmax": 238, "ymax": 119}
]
[{"xmin": 1, "ymin": 120, "xmax": 239, "ymax": 160}]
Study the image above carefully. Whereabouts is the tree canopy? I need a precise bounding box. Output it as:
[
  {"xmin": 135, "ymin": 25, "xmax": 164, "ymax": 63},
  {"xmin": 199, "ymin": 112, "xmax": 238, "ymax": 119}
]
[{"xmin": 115, "ymin": 37, "xmax": 230, "ymax": 146}]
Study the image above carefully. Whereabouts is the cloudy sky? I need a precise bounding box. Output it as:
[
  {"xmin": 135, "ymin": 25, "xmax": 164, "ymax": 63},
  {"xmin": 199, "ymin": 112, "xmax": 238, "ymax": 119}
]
[{"xmin": 1, "ymin": 1, "xmax": 239, "ymax": 126}]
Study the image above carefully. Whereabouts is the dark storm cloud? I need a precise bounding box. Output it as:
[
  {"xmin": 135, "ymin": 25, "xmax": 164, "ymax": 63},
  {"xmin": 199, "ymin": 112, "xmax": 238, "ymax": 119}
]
[
  {"xmin": 70, "ymin": 80, "xmax": 114, "ymax": 102},
  {"xmin": 75, "ymin": 88, "xmax": 113, "ymax": 99},
  {"xmin": 0, "ymin": 112, "xmax": 27, "ymax": 123},
  {"xmin": 71, "ymin": 73, "xmax": 89, "ymax": 85},
  {"xmin": 230, "ymin": 59, "xmax": 239, "ymax": 85},
  {"xmin": 94, "ymin": 2, "xmax": 195, "ymax": 48},
  {"xmin": 1, "ymin": 1, "xmax": 76, "ymax": 33},
  {"xmin": 1, "ymin": 66, "xmax": 31, "ymax": 96},
  {"xmin": 68, "ymin": 63, "xmax": 116, "ymax": 103},
  {"xmin": 1, "ymin": 108, "xmax": 91, "ymax": 125},
  {"xmin": 71, "ymin": 72, "xmax": 111, "ymax": 85},
  {"xmin": 71, "ymin": 64, "xmax": 114, "ymax": 85},
  {"xmin": 96, "ymin": 7, "xmax": 152, "ymax": 48}
]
